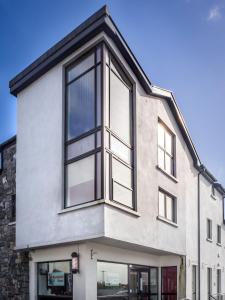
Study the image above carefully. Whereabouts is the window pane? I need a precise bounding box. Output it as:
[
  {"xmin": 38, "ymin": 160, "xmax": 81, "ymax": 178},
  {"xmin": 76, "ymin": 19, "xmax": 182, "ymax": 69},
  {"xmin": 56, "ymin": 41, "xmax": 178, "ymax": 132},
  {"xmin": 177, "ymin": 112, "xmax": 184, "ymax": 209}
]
[
  {"xmin": 111, "ymin": 135, "xmax": 131, "ymax": 164},
  {"xmin": 158, "ymin": 148, "xmax": 164, "ymax": 169},
  {"xmin": 112, "ymin": 157, "xmax": 132, "ymax": 188},
  {"xmin": 105, "ymin": 152, "xmax": 110, "ymax": 200},
  {"xmin": 96, "ymin": 152, "xmax": 101, "ymax": 199},
  {"xmin": 166, "ymin": 195, "xmax": 173, "ymax": 221},
  {"xmin": 38, "ymin": 261, "xmax": 72, "ymax": 296},
  {"xmin": 110, "ymin": 71, "xmax": 131, "ymax": 144},
  {"xmin": 66, "ymin": 155, "xmax": 94, "ymax": 207},
  {"xmin": 158, "ymin": 123, "xmax": 164, "ymax": 148},
  {"xmin": 67, "ymin": 53, "xmax": 94, "ymax": 82},
  {"xmin": 105, "ymin": 66, "xmax": 109, "ymax": 127},
  {"xmin": 96, "ymin": 46, "xmax": 101, "ymax": 63},
  {"xmin": 97, "ymin": 262, "xmax": 128, "ymax": 298},
  {"xmin": 159, "ymin": 191, "xmax": 165, "ymax": 217},
  {"xmin": 165, "ymin": 154, "xmax": 172, "ymax": 174},
  {"xmin": 113, "ymin": 181, "xmax": 133, "ymax": 207},
  {"xmin": 67, "ymin": 70, "xmax": 95, "ymax": 140},
  {"xmin": 150, "ymin": 268, "xmax": 158, "ymax": 294},
  {"xmin": 96, "ymin": 131, "xmax": 101, "ymax": 148},
  {"xmin": 97, "ymin": 65, "xmax": 101, "ymax": 126},
  {"xmin": 67, "ymin": 134, "xmax": 95, "ymax": 160},
  {"xmin": 165, "ymin": 130, "xmax": 172, "ymax": 155}
]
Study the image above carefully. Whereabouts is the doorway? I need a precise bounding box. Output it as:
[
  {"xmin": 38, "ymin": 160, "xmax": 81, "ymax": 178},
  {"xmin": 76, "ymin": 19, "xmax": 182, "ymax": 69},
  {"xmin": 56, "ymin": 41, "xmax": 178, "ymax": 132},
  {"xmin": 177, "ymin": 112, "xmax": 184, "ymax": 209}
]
[
  {"xmin": 161, "ymin": 266, "xmax": 177, "ymax": 300},
  {"xmin": 129, "ymin": 266, "xmax": 158, "ymax": 300}
]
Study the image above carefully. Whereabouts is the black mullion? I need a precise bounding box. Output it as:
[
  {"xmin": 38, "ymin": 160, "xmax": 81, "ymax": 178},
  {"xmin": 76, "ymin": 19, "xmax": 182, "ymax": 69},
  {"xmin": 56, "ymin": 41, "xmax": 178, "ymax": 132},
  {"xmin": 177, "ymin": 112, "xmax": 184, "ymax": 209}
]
[
  {"xmin": 66, "ymin": 62, "xmax": 101, "ymax": 86},
  {"xmin": 94, "ymin": 49, "xmax": 97, "ymax": 201},
  {"xmin": 109, "ymin": 153, "xmax": 113, "ymax": 201},
  {"xmin": 113, "ymin": 179, "xmax": 133, "ymax": 192},
  {"xmin": 65, "ymin": 147, "xmax": 101, "ymax": 165},
  {"xmin": 101, "ymin": 43, "xmax": 105, "ymax": 200},
  {"xmin": 106, "ymin": 149, "xmax": 133, "ymax": 169}
]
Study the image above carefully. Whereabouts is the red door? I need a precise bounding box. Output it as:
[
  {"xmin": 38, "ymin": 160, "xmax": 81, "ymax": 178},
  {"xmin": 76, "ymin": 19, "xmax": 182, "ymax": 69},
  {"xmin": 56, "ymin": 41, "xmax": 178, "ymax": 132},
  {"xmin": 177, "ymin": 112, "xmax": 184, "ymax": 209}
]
[{"xmin": 161, "ymin": 266, "xmax": 177, "ymax": 300}]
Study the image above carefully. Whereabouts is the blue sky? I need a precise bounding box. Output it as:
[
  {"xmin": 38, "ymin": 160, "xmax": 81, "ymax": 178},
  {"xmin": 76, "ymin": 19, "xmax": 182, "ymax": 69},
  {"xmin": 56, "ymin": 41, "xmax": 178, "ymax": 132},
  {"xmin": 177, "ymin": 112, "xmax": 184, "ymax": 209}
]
[{"xmin": 0, "ymin": 0, "xmax": 224, "ymax": 185}]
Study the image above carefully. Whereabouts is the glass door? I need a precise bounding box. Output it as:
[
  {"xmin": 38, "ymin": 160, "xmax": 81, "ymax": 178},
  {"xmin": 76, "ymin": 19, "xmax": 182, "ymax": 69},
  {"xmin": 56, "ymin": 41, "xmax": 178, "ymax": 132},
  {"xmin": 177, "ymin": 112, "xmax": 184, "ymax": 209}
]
[{"xmin": 129, "ymin": 266, "xmax": 158, "ymax": 300}]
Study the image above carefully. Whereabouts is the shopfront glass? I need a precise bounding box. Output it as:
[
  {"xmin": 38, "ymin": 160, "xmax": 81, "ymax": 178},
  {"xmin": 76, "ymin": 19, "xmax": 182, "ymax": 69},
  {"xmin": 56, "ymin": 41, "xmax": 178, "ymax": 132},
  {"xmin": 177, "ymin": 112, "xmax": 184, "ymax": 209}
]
[
  {"xmin": 97, "ymin": 261, "xmax": 158, "ymax": 300},
  {"xmin": 37, "ymin": 260, "xmax": 72, "ymax": 299}
]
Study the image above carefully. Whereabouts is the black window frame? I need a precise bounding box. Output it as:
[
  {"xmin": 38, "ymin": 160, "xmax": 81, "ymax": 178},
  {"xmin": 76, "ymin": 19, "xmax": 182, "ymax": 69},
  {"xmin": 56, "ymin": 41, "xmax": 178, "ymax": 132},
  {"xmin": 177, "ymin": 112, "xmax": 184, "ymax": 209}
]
[
  {"xmin": 158, "ymin": 188, "xmax": 177, "ymax": 224},
  {"xmin": 97, "ymin": 260, "xmax": 158, "ymax": 299},
  {"xmin": 37, "ymin": 259, "xmax": 73, "ymax": 299},
  {"xmin": 207, "ymin": 218, "xmax": 212, "ymax": 241},
  {"xmin": 104, "ymin": 45, "xmax": 136, "ymax": 210},
  {"xmin": 64, "ymin": 44, "xmax": 104, "ymax": 209},
  {"xmin": 217, "ymin": 224, "xmax": 221, "ymax": 245},
  {"xmin": 157, "ymin": 118, "xmax": 176, "ymax": 177}
]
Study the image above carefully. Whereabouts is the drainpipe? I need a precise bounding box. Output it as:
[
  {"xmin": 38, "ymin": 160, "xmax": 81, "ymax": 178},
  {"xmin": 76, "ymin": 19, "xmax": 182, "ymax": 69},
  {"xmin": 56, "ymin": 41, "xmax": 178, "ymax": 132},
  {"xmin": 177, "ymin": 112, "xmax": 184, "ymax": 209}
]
[{"xmin": 197, "ymin": 165, "xmax": 204, "ymax": 300}]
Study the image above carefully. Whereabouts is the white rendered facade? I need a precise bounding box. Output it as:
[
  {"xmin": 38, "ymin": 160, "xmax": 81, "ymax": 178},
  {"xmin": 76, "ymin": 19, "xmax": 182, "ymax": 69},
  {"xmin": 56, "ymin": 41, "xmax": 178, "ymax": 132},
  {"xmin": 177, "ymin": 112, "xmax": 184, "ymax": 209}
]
[{"xmin": 10, "ymin": 6, "xmax": 225, "ymax": 300}]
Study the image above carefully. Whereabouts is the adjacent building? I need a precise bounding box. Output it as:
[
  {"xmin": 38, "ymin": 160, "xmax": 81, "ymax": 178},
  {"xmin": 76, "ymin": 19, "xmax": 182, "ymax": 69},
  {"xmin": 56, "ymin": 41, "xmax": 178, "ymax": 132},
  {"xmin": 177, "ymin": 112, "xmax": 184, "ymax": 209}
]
[
  {"xmin": 0, "ymin": 136, "xmax": 29, "ymax": 299},
  {"xmin": 6, "ymin": 5, "xmax": 225, "ymax": 300}
]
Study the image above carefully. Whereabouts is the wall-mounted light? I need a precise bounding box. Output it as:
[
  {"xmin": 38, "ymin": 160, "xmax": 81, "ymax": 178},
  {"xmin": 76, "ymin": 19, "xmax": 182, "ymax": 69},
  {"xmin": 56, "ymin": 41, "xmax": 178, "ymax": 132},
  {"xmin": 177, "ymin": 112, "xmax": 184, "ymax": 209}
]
[{"xmin": 71, "ymin": 252, "xmax": 79, "ymax": 274}]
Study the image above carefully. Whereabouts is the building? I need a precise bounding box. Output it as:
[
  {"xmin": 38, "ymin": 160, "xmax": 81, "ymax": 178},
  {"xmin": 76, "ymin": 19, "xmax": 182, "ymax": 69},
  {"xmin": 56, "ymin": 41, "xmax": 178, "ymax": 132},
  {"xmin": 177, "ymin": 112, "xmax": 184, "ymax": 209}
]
[
  {"xmin": 0, "ymin": 136, "xmax": 29, "ymax": 299},
  {"xmin": 8, "ymin": 5, "xmax": 225, "ymax": 300}
]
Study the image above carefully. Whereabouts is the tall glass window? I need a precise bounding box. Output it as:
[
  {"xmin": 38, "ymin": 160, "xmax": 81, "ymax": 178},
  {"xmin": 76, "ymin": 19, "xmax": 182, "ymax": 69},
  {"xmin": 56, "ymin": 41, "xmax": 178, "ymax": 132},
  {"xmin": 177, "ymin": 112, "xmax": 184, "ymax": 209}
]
[
  {"xmin": 158, "ymin": 121, "xmax": 175, "ymax": 176},
  {"xmin": 65, "ymin": 47, "xmax": 102, "ymax": 208},
  {"xmin": 105, "ymin": 51, "xmax": 134, "ymax": 209}
]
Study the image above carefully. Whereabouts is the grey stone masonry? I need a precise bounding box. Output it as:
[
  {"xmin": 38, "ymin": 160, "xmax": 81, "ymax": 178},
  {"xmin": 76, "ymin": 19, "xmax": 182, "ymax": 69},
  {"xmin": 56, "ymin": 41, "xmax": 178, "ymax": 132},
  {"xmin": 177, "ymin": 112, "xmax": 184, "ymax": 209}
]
[{"xmin": 0, "ymin": 137, "xmax": 29, "ymax": 299}]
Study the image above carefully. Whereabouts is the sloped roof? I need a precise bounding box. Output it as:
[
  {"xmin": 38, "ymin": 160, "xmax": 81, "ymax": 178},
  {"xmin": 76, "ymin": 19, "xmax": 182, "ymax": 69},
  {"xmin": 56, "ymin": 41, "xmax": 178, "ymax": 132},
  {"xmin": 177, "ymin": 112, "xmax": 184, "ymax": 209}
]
[{"xmin": 9, "ymin": 6, "xmax": 225, "ymax": 195}]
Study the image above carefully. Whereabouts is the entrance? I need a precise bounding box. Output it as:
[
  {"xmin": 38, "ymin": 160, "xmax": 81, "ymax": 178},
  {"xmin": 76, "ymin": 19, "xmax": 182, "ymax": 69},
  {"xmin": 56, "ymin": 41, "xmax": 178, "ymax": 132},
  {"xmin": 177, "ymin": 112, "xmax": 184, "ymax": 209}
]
[
  {"xmin": 161, "ymin": 266, "xmax": 177, "ymax": 300},
  {"xmin": 129, "ymin": 266, "xmax": 158, "ymax": 300}
]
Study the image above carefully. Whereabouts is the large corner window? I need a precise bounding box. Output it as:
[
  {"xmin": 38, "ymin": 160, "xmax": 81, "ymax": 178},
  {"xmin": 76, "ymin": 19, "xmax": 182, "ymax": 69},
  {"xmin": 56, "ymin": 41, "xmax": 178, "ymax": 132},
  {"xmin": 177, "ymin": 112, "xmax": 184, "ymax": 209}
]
[
  {"xmin": 105, "ymin": 51, "xmax": 134, "ymax": 209},
  {"xmin": 64, "ymin": 44, "xmax": 135, "ymax": 210},
  {"xmin": 158, "ymin": 120, "xmax": 175, "ymax": 176},
  {"xmin": 65, "ymin": 46, "xmax": 102, "ymax": 208}
]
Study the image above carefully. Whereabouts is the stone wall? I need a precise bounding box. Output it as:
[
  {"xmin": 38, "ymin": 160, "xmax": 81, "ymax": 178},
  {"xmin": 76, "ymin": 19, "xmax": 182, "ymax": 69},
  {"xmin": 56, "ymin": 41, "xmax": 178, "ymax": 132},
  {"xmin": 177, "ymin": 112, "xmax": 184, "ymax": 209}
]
[{"xmin": 0, "ymin": 137, "xmax": 29, "ymax": 299}]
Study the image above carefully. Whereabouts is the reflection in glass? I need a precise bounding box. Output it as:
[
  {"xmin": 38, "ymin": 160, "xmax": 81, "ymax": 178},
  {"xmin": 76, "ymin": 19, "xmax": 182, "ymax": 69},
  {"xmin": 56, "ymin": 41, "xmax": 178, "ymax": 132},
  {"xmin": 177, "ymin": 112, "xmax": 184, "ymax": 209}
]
[
  {"xmin": 67, "ymin": 53, "xmax": 94, "ymax": 82},
  {"xmin": 97, "ymin": 262, "xmax": 128, "ymax": 299},
  {"xmin": 67, "ymin": 70, "xmax": 95, "ymax": 140},
  {"xmin": 38, "ymin": 261, "xmax": 72, "ymax": 298},
  {"xmin": 66, "ymin": 155, "xmax": 95, "ymax": 207},
  {"xmin": 67, "ymin": 134, "xmax": 95, "ymax": 160},
  {"xmin": 110, "ymin": 71, "xmax": 131, "ymax": 144}
]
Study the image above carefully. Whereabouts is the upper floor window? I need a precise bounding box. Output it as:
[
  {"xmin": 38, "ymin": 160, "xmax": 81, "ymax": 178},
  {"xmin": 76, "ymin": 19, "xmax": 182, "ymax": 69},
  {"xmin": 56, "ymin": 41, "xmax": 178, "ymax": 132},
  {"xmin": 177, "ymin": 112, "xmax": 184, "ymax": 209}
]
[
  {"xmin": 207, "ymin": 219, "xmax": 212, "ymax": 240},
  {"xmin": 105, "ymin": 51, "xmax": 134, "ymax": 209},
  {"xmin": 158, "ymin": 189, "xmax": 176, "ymax": 223},
  {"xmin": 217, "ymin": 225, "xmax": 221, "ymax": 245},
  {"xmin": 158, "ymin": 121, "xmax": 175, "ymax": 176},
  {"xmin": 211, "ymin": 185, "xmax": 216, "ymax": 198},
  {"xmin": 65, "ymin": 47, "xmax": 102, "ymax": 208}
]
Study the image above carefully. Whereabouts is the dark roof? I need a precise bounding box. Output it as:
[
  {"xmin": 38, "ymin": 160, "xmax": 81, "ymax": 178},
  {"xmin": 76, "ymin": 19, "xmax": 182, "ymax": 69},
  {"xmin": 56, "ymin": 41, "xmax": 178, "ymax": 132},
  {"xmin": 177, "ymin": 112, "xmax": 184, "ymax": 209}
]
[
  {"xmin": 9, "ymin": 6, "xmax": 225, "ymax": 195},
  {"xmin": 9, "ymin": 5, "xmax": 151, "ymax": 96},
  {"xmin": 0, "ymin": 135, "xmax": 16, "ymax": 150}
]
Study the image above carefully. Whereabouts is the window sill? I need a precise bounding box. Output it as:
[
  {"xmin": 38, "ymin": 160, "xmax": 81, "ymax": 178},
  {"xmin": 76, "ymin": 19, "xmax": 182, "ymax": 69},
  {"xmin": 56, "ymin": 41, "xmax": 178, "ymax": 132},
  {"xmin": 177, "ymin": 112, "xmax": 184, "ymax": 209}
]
[
  {"xmin": 8, "ymin": 221, "xmax": 16, "ymax": 226},
  {"xmin": 58, "ymin": 199, "xmax": 105, "ymax": 214},
  {"xmin": 156, "ymin": 165, "xmax": 178, "ymax": 183},
  {"xmin": 104, "ymin": 199, "xmax": 140, "ymax": 217},
  {"xmin": 58, "ymin": 199, "xmax": 140, "ymax": 218},
  {"xmin": 211, "ymin": 194, "xmax": 217, "ymax": 201},
  {"xmin": 157, "ymin": 216, "xmax": 178, "ymax": 228},
  {"xmin": 217, "ymin": 242, "xmax": 222, "ymax": 247},
  {"xmin": 206, "ymin": 238, "xmax": 213, "ymax": 243}
]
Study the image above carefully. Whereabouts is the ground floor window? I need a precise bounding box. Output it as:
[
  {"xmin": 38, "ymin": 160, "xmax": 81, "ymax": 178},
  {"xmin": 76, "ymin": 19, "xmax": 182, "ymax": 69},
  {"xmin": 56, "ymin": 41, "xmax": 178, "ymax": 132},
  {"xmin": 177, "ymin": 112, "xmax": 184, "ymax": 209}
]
[
  {"xmin": 97, "ymin": 261, "xmax": 158, "ymax": 299},
  {"xmin": 37, "ymin": 260, "xmax": 72, "ymax": 299}
]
